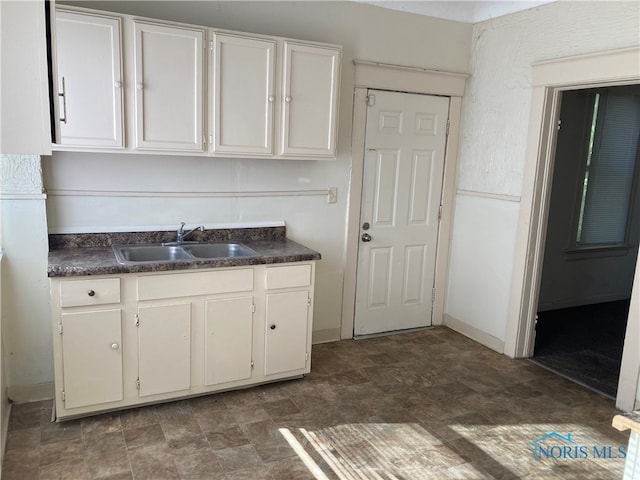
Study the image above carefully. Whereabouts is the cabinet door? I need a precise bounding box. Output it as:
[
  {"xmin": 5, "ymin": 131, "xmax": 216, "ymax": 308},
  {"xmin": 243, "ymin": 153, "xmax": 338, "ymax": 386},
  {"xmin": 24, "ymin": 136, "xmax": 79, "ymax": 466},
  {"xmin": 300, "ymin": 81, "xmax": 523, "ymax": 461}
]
[
  {"xmin": 61, "ymin": 309, "xmax": 123, "ymax": 409},
  {"xmin": 138, "ymin": 303, "xmax": 191, "ymax": 397},
  {"xmin": 133, "ymin": 22, "xmax": 204, "ymax": 151},
  {"xmin": 280, "ymin": 42, "xmax": 340, "ymax": 158},
  {"xmin": 264, "ymin": 290, "xmax": 309, "ymax": 376},
  {"xmin": 212, "ymin": 33, "xmax": 275, "ymax": 155},
  {"xmin": 55, "ymin": 10, "xmax": 123, "ymax": 148},
  {"xmin": 205, "ymin": 296, "xmax": 253, "ymax": 386}
]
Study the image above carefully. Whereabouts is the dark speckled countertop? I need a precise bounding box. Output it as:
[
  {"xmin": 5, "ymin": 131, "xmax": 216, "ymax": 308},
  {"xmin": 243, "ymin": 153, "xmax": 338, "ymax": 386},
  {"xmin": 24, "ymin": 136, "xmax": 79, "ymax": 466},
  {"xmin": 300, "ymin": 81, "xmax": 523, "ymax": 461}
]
[{"xmin": 48, "ymin": 226, "xmax": 321, "ymax": 277}]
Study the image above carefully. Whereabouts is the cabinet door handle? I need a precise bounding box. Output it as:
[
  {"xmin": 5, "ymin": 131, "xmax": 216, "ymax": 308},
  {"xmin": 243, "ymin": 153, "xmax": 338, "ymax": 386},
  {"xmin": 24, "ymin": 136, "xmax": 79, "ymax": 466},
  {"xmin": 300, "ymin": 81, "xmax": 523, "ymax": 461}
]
[
  {"xmin": 114, "ymin": 81, "xmax": 122, "ymax": 88},
  {"xmin": 268, "ymin": 95, "xmax": 275, "ymax": 103},
  {"xmin": 58, "ymin": 77, "xmax": 68, "ymax": 124},
  {"xmin": 111, "ymin": 343, "xmax": 119, "ymax": 350},
  {"xmin": 136, "ymin": 83, "xmax": 144, "ymax": 90},
  {"xmin": 270, "ymin": 324, "xmax": 276, "ymax": 330},
  {"xmin": 87, "ymin": 290, "xmax": 96, "ymax": 297},
  {"xmin": 285, "ymin": 96, "xmax": 292, "ymax": 103}
]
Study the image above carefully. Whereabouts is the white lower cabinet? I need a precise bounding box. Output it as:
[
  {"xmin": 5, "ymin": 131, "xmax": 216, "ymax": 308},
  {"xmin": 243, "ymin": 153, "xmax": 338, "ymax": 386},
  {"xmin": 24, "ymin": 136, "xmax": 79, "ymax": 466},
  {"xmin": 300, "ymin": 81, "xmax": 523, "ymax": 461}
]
[
  {"xmin": 60, "ymin": 309, "xmax": 123, "ymax": 409},
  {"xmin": 137, "ymin": 303, "xmax": 191, "ymax": 397},
  {"xmin": 264, "ymin": 290, "xmax": 310, "ymax": 376},
  {"xmin": 205, "ymin": 296, "xmax": 254, "ymax": 386},
  {"xmin": 50, "ymin": 262, "xmax": 314, "ymax": 420}
]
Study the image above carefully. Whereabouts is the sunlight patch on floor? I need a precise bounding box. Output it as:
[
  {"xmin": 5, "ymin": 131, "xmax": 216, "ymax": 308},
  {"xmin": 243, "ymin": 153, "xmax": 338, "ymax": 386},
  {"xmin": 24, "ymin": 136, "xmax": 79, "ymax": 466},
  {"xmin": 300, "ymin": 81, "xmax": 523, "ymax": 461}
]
[
  {"xmin": 280, "ymin": 423, "xmax": 481, "ymax": 480},
  {"xmin": 280, "ymin": 421, "xmax": 627, "ymax": 479}
]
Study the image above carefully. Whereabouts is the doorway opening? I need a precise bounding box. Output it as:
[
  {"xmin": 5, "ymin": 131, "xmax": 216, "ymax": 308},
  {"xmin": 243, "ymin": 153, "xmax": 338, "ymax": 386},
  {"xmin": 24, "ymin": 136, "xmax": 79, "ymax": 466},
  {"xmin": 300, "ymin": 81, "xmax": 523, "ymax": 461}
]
[{"xmin": 531, "ymin": 85, "xmax": 640, "ymax": 398}]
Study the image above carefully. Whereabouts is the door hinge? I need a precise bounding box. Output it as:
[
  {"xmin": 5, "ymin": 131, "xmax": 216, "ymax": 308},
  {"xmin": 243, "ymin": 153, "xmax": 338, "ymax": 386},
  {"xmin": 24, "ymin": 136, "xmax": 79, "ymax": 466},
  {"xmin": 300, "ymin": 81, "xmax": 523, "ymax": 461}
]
[
  {"xmin": 203, "ymin": 134, "xmax": 206, "ymax": 145},
  {"xmin": 136, "ymin": 378, "xmax": 141, "ymax": 390},
  {"xmin": 251, "ymin": 360, "xmax": 254, "ymax": 369},
  {"xmin": 432, "ymin": 287, "xmax": 436, "ymax": 304},
  {"xmin": 305, "ymin": 352, "xmax": 309, "ymax": 363},
  {"xmin": 209, "ymin": 134, "xmax": 213, "ymax": 144},
  {"xmin": 366, "ymin": 94, "xmax": 375, "ymax": 106},
  {"xmin": 209, "ymin": 39, "xmax": 214, "ymax": 53},
  {"xmin": 446, "ymin": 119, "xmax": 450, "ymax": 136},
  {"xmin": 252, "ymin": 304, "xmax": 256, "ymax": 314},
  {"xmin": 135, "ymin": 314, "xmax": 140, "ymax": 327},
  {"xmin": 438, "ymin": 204, "xmax": 443, "ymax": 221},
  {"xmin": 61, "ymin": 389, "xmax": 65, "ymax": 402},
  {"xmin": 557, "ymin": 119, "xmax": 562, "ymax": 131},
  {"xmin": 58, "ymin": 322, "xmax": 63, "ymax": 335},
  {"xmin": 307, "ymin": 297, "xmax": 312, "ymax": 307}
]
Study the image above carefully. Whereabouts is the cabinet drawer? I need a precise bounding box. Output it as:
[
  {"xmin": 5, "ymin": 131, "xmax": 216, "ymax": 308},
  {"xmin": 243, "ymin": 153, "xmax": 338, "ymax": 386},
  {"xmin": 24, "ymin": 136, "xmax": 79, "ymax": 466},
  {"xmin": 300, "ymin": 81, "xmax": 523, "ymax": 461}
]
[
  {"xmin": 60, "ymin": 278, "xmax": 121, "ymax": 308},
  {"xmin": 137, "ymin": 269, "xmax": 254, "ymax": 301},
  {"xmin": 265, "ymin": 264, "xmax": 311, "ymax": 289}
]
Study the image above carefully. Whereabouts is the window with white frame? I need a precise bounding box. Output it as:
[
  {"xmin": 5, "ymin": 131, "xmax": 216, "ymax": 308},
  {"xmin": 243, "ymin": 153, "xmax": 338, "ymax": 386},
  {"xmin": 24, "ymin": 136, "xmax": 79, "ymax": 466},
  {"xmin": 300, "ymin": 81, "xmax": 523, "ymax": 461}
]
[{"xmin": 574, "ymin": 89, "xmax": 640, "ymax": 249}]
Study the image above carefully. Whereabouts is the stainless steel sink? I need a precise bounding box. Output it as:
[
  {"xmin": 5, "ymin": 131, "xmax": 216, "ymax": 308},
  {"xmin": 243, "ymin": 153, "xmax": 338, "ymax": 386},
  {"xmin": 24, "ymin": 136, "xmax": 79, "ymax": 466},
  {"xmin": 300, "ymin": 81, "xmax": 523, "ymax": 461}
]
[
  {"xmin": 113, "ymin": 244, "xmax": 193, "ymax": 263},
  {"xmin": 112, "ymin": 242, "xmax": 258, "ymax": 264},
  {"xmin": 183, "ymin": 243, "xmax": 257, "ymax": 259}
]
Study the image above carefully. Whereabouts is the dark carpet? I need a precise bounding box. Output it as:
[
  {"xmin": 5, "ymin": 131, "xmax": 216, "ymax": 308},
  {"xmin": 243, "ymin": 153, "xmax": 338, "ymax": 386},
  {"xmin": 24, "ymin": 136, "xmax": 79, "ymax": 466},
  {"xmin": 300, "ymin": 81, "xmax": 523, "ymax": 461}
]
[{"xmin": 531, "ymin": 300, "xmax": 630, "ymax": 399}]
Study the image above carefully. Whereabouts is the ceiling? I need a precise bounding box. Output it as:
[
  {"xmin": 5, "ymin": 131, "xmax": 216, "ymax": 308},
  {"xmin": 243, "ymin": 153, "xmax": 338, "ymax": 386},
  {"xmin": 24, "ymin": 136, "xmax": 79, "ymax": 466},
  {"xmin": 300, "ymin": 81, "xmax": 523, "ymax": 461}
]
[{"xmin": 358, "ymin": 1, "xmax": 556, "ymax": 23}]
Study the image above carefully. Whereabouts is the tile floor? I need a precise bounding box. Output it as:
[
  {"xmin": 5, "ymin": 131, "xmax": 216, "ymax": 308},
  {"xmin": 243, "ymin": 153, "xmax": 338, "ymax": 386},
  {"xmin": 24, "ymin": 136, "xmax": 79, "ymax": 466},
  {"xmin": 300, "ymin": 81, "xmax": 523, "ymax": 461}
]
[{"xmin": 1, "ymin": 327, "xmax": 630, "ymax": 479}]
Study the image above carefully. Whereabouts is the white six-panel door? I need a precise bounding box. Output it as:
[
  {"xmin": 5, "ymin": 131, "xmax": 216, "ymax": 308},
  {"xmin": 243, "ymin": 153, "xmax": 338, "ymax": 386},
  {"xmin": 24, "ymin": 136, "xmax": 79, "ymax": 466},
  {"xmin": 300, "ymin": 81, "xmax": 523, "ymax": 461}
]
[{"xmin": 354, "ymin": 90, "xmax": 449, "ymax": 336}]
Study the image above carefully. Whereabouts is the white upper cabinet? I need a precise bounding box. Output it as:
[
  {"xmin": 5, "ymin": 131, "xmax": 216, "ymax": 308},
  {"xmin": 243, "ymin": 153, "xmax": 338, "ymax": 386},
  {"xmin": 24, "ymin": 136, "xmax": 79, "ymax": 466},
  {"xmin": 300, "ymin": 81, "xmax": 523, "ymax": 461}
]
[
  {"xmin": 133, "ymin": 21, "xmax": 204, "ymax": 152},
  {"xmin": 280, "ymin": 42, "xmax": 340, "ymax": 158},
  {"xmin": 212, "ymin": 33, "xmax": 275, "ymax": 155},
  {"xmin": 52, "ymin": 7, "xmax": 341, "ymax": 158},
  {"xmin": 55, "ymin": 10, "xmax": 123, "ymax": 148}
]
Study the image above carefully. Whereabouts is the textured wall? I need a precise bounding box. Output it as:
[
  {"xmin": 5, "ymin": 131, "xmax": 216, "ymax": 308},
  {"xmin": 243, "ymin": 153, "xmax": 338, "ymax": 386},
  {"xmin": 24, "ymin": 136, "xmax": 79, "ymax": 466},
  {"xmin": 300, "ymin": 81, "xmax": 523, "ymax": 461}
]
[
  {"xmin": 458, "ymin": 1, "xmax": 640, "ymax": 197},
  {"xmin": 447, "ymin": 1, "xmax": 640, "ymax": 344}
]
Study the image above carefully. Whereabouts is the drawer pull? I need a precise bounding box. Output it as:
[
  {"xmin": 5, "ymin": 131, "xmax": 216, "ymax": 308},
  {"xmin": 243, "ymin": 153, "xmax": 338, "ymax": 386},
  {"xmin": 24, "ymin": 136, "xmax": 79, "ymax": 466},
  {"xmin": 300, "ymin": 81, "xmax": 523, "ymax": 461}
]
[
  {"xmin": 111, "ymin": 343, "xmax": 120, "ymax": 350},
  {"xmin": 270, "ymin": 324, "xmax": 276, "ymax": 330},
  {"xmin": 88, "ymin": 290, "xmax": 96, "ymax": 297}
]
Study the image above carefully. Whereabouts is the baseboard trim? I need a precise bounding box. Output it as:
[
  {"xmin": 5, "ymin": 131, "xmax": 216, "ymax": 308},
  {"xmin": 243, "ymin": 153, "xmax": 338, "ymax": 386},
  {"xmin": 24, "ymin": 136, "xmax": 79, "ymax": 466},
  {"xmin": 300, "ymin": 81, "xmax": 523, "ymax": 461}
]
[
  {"xmin": 312, "ymin": 328, "xmax": 341, "ymax": 344},
  {"xmin": 444, "ymin": 314, "xmax": 505, "ymax": 354},
  {"xmin": 1, "ymin": 402, "xmax": 10, "ymax": 467},
  {"xmin": 8, "ymin": 382, "xmax": 54, "ymax": 404}
]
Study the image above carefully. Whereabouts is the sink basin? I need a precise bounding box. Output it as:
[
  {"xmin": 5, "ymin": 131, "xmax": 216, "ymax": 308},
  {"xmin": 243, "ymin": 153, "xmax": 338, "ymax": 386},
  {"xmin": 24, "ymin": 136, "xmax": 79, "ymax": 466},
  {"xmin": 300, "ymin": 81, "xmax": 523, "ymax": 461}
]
[
  {"xmin": 183, "ymin": 243, "xmax": 257, "ymax": 259},
  {"xmin": 113, "ymin": 242, "xmax": 258, "ymax": 264},
  {"xmin": 113, "ymin": 245, "xmax": 193, "ymax": 263}
]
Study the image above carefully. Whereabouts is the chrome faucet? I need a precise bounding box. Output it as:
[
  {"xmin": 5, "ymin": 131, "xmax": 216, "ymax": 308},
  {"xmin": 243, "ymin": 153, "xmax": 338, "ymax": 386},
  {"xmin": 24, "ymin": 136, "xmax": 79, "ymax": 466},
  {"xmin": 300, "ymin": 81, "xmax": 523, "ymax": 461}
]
[{"xmin": 176, "ymin": 222, "xmax": 204, "ymax": 243}]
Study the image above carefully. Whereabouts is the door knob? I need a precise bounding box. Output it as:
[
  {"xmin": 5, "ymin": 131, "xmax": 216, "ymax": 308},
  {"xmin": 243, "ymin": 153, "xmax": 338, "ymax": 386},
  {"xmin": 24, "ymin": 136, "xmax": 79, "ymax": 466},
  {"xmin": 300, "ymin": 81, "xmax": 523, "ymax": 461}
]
[{"xmin": 361, "ymin": 233, "xmax": 372, "ymax": 242}]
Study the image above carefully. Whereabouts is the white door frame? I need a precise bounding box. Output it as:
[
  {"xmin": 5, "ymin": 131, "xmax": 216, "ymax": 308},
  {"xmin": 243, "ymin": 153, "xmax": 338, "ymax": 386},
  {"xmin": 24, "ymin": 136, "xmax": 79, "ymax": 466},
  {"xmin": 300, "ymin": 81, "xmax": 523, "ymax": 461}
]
[
  {"xmin": 341, "ymin": 61, "xmax": 468, "ymax": 339},
  {"xmin": 504, "ymin": 47, "xmax": 640, "ymax": 411}
]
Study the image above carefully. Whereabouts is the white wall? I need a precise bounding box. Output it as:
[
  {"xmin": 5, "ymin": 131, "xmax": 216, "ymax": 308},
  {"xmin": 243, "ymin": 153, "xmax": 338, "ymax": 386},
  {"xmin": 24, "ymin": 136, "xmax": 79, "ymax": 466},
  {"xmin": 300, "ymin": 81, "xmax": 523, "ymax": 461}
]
[
  {"xmin": 0, "ymin": 156, "xmax": 51, "ymax": 400},
  {"xmin": 0, "ymin": 0, "xmax": 52, "ymax": 430},
  {"xmin": 0, "ymin": 0, "xmax": 51, "ymax": 155},
  {"xmin": 446, "ymin": 1, "xmax": 640, "ymax": 346},
  {"xmin": 45, "ymin": 1, "xmax": 471, "ymax": 351}
]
